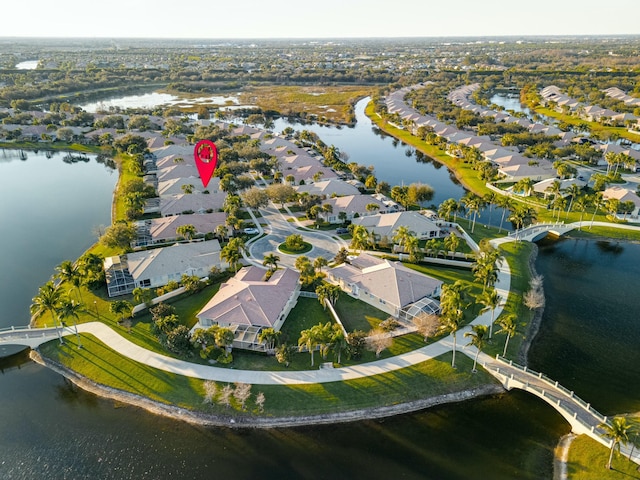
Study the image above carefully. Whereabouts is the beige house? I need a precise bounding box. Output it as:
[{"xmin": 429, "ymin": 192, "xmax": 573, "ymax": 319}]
[
  {"xmin": 351, "ymin": 211, "xmax": 441, "ymax": 241},
  {"xmin": 326, "ymin": 253, "xmax": 442, "ymax": 318},
  {"xmin": 194, "ymin": 267, "xmax": 301, "ymax": 350}
]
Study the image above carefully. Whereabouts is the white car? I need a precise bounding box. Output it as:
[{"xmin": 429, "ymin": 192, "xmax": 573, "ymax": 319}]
[{"xmin": 243, "ymin": 227, "xmax": 259, "ymax": 235}]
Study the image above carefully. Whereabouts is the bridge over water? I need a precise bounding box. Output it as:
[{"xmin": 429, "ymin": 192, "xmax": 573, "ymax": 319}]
[
  {"xmin": 477, "ymin": 351, "xmax": 640, "ymax": 465},
  {"xmin": 0, "ymin": 325, "xmax": 66, "ymax": 351}
]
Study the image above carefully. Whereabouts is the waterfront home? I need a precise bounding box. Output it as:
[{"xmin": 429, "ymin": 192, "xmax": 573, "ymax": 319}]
[
  {"xmin": 602, "ymin": 186, "xmax": 640, "ymax": 220},
  {"xmin": 326, "ymin": 253, "xmax": 442, "ymax": 319},
  {"xmin": 295, "ymin": 179, "xmax": 361, "ymax": 197},
  {"xmin": 194, "ymin": 266, "xmax": 301, "ymax": 351},
  {"xmin": 132, "ymin": 212, "xmax": 227, "ymax": 248},
  {"xmin": 351, "ymin": 211, "xmax": 442, "ymax": 241},
  {"xmin": 104, "ymin": 240, "xmax": 227, "ymax": 297},
  {"xmin": 157, "ymin": 192, "xmax": 227, "ymax": 217},
  {"xmin": 319, "ymin": 194, "xmax": 400, "ymax": 224}
]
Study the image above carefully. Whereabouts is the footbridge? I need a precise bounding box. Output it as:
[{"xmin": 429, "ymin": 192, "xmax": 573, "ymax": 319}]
[
  {"xmin": 507, "ymin": 222, "xmax": 577, "ymax": 242},
  {"xmin": 479, "ymin": 352, "xmax": 640, "ymax": 464},
  {"xmin": 0, "ymin": 325, "xmax": 67, "ymax": 351}
]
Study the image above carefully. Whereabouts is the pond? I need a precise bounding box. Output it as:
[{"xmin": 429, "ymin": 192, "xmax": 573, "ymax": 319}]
[{"xmin": 80, "ymin": 92, "xmax": 241, "ymax": 113}]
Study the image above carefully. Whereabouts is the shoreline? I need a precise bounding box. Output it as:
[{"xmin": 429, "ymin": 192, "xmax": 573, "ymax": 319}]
[
  {"xmin": 30, "ymin": 349, "xmax": 504, "ymax": 428},
  {"xmin": 518, "ymin": 242, "xmax": 543, "ymax": 366}
]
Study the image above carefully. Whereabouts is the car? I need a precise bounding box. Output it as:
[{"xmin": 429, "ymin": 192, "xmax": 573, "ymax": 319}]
[
  {"xmin": 243, "ymin": 227, "xmax": 259, "ymax": 235},
  {"xmin": 336, "ymin": 227, "xmax": 349, "ymax": 234}
]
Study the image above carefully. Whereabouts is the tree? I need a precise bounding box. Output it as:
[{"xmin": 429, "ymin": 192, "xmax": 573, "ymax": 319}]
[
  {"xmin": 405, "ymin": 235, "xmax": 423, "ymax": 263},
  {"xmin": 334, "ymin": 247, "xmax": 349, "ymax": 265},
  {"xmin": 255, "ymin": 391, "xmax": 266, "ymax": 412},
  {"xmin": 262, "ymin": 253, "xmax": 280, "ymax": 272},
  {"xmin": 347, "ymin": 330, "xmax": 367, "ymax": 359},
  {"xmin": 407, "ymin": 182, "xmax": 435, "ymax": 206},
  {"xmin": 523, "ymin": 274, "xmax": 545, "ymax": 310},
  {"xmin": 461, "ymin": 193, "xmax": 484, "ymax": 233},
  {"xmin": 496, "ymin": 314, "xmax": 517, "ymax": 357},
  {"xmin": 266, "ymin": 183, "xmax": 296, "ymax": 207},
  {"xmin": 496, "ymin": 196, "xmax": 513, "ymax": 233},
  {"xmin": 313, "ymin": 256, "xmax": 329, "ymax": 273},
  {"xmin": 366, "ymin": 327, "xmax": 393, "ymax": 358},
  {"xmin": 438, "ymin": 281, "xmax": 466, "ymax": 368},
  {"xmin": 275, "ymin": 343, "xmax": 292, "ymax": 367},
  {"xmin": 464, "ymin": 324, "xmax": 489, "ymax": 372},
  {"xmin": 176, "ymin": 224, "xmax": 197, "ymax": 241},
  {"xmin": 513, "ymin": 177, "xmax": 534, "ymax": 197},
  {"xmin": 508, "ymin": 205, "xmax": 537, "ymax": 231},
  {"xmin": 330, "ymin": 327, "xmax": 348, "ymax": 364},
  {"xmin": 316, "ymin": 283, "xmax": 341, "ymax": 309},
  {"xmin": 392, "ymin": 225, "xmax": 414, "ymax": 251},
  {"xmin": 101, "ymin": 223, "xmax": 136, "ymax": 250},
  {"xmin": 55, "ymin": 260, "xmax": 83, "ymax": 302},
  {"xmin": 221, "ymin": 237, "xmax": 246, "ymax": 272},
  {"xmin": 564, "ymin": 183, "xmax": 582, "ymax": 216},
  {"xmin": 110, "ymin": 299, "xmax": 132, "ymax": 324},
  {"xmin": 57, "ymin": 298, "xmax": 84, "ymax": 347},
  {"xmin": 350, "ymin": 225, "xmax": 370, "ymax": 252},
  {"xmin": 574, "ymin": 195, "xmax": 591, "ymax": 229},
  {"xmin": 477, "ymin": 288, "xmax": 500, "ymax": 338},
  {"xmin": 443, "ymin": 232, "xmax": 460, "ymax": 259},
  {"xmin": 258, "ymin": 327, "xmax": 281, "ymax": 351},
  {"xmin": 390, "ymin": 185, "xmax": 410, "ymax": 210},
  {"xmin": 233, "ymin": 383, "xmax": 252, "ymax": 410},
  {"xmin": 600, "ymin": 417, "xmax": 632, "ymax": 470},
  {"xmin": 219, "ymin": 384, "xmax": 234, "ymax": 408},
  {"xmin": 241, "ymin": 186, "xmax": 270, "ymax": 209},
  {"xmin": 438, "ymin": 198, "xmax": 459, "ymax": 222},
  {"xmin": 132, "ymin": 287, "xmax": 153, "ymax": 306},
  {"xmin": 413, "ymin": 312, "xmax": 439, "ymax": 342},
  {"xmin": 30, "ymin": 281, "xmax": 64, "ymax": 344},
  {"xmin": 298, "ymin": 327, "xmax": 321, "ymax": 366}
]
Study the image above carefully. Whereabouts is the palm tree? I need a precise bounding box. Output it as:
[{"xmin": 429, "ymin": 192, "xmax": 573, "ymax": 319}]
[
  {"xmin": 443, "ymin": 232, "xmax": 460, "ymax": 259},
  {"xmin": 392, "ymin": 225, "xmax": 414, "ymax": 251},
  {"xmin": 564, "ymin": 183, "xmax": 582, "ymax": 216},
  {"xmin": 477, "ymin": 288, "xmax": 500, "ymax": 338},
  {"xmin": 221, "ymin": 237, "xmax": 246, "ymax": 272},
  {"xmin": 438, "ymin": 281, "xmax": 466, "ymax": 368},
  {"xmin": 438, "ymin": 198, "xmax": 459, "ymax": 222},
  {"xmin": 313, "ymin": 256, "xmax": 329, "ymax": 273},
  {"xmin": 405, "ymin": 235, "xmax": 423, "ymax": 263},
  {"xmin": 589, "ymin": 192, "xmax": 604, "ymax": 228},
  {"xmin": 464, "ymin": 324, "xmax": 488, "ymax": 372},
  {"xmin": 497, "ymin": 196, "xmax": 513, "ymax": 233},
  {"xmin": 574, "ymin": 196, "xmax": 591, "ymax": 230},
  {"xmin": 350, "ymin": 225, "xmax": 370, "ymax": 253},
  {"xmin": 600, "ymin": 417, "xmax": 632, "ymax": 470},
  {"xmin": 331, "ymin": 327, "xmax": 348, "ymax": 364},
  {"xmin": 298, "ymin": 327, "xmax": 320, "ymax": 367},
  {"xmin": 483, "ymin": 192, "xmax": 498, "ymax": 226},
  {"xmin": 262, "ymin": 253, "xmax": 280, "ymax": 272},
  {"xmin": 57, "ymin": 298, "xmax": 84, "ymax": 348},
  {"xmin": 461, "ymin": 193, "xmax": 484, "ymax": 233},
  {"xmin": 176, "ymin": 224, "xmax": 197, "ymax": 241},
  {"xmin": 258, "ymin": 327, "xmax": 281, "ymax": 351},
  {"xmin": 55, "ymin": 260, "xmax": 84, "ymax": 303},
  {"xmin": 513, "ymin": 177, "xmax": 534, "ymax": 197},
  {"xmin": 30, "ymin": 281, "xmax": 64, "ymax": 344},
  {"xmin": 110, "ymin": 300, "xmax": 132, "ymax": 324},
  {"xmin": 496, "ymin": 314, "xmax": 517, "ymax": 357},
  {"xmin": 132, "ymin": 287, "xmax": 153, "ymax": 306},
  {"xmin": 508, "ymin": 205, "xmax": 537, "ymax": 232}
]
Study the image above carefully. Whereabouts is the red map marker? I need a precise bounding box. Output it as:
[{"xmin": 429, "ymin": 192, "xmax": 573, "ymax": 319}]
[{"xmin": 193, "ymin": 139, "xmax": 218, "ymax": 188}]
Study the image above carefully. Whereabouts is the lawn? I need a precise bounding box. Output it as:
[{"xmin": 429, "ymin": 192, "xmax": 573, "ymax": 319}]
[
  {"xmin": 39, "ymin": 334, "xmax": 497, "ymax": 418},
  {"xmin": 566, "ymin": 435, "xmax": 640, "ymax": 479},
  {"xmin": 333, "ymin": 294, "xmax": 388, "ymax": 332}
]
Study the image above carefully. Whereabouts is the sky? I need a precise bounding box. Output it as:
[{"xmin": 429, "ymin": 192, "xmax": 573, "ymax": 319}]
[{"xmin": 3, "ymin": 0, "xmax": 639, "ymax": 39}]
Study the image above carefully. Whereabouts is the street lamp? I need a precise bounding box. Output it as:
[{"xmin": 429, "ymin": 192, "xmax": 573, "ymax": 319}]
[{"xmin": 94, "ymin": 300, "xmax": 99, "ymax": 320}]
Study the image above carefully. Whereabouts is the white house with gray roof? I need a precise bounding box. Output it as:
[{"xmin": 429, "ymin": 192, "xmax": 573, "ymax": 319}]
[
  {"xmin": 351, "ymin": 211, "xmax": 442, "ymax": 242},
  {"xmin": 326, "ymin": 253, "xmax": 442, "ymax": 318},
  {"xmin": 104, "ymin": 240, "xmax": 227, "ymax": 297}
]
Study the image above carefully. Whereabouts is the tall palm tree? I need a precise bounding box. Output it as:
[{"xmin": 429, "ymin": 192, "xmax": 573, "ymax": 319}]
[
  {"xmin": 477, "ymin": 288, "xmax": 500, "ymax": 338},
  {"xmin": 496, "ymin": 314, "xmax": 517, "ymax": 357},
  {"xmin": 483, "ymin": 192, "xmax": 497, "ymax": 226},
  {"xmin": 600, "ymin": 417, "xmax": 632, "ymax": 470},
  {"xmin": 57, "ymin": 298, "xmax": 84, "ymax": 348},
  {"xmin": 392, "ymin": 225, "xmax": 413, "ymax": 250},
  {"xmin": 438, "ymin": 281, "xmax": 466, "ymax": 368},
  {"xmin": 564, "ymin": 183, "xmax": 582, "ymax": 216},
  {"xmin": 574, "ymin": 196, "xmax": 591, "ymax": 230},
  {"xmin": 331, "ymin": 327, "xmax": 348, "ymax": 364},
  {"xmin": 298, "ymin": 327, "xmax": 320, "ymax": 367},
  {"xmin": 350, "ymin": 225, "xmax": 370, "ymax": 253},
  {"xmin": 464, "ymin": 324, "xmax": 489, "ymax": 372},
  {"xmin": 589, "ymin": 192, "xmax": 604, "ymax": 229},
  {"xmin": 31, "ymin": 281, "xmax": 64, "ymax": 344},
  {"xmin": 497, "ymin": 196, "xmax": 513, "ymax": 233},
  {"xmin": 55, "ymin": 260, "xmax": 83, "ymax": 302},
  {"xmin": 258, "ymin": 327, "xmax": 280, "ymax": 351},
  {"xmin": 461, "ymin": 193, "xmax": 484, "ymax": 233}
]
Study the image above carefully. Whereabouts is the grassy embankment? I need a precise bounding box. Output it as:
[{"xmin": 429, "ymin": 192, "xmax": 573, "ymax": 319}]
[
  {"xmin": 240, "ymin": 85, "xmax": 375, "ymax": 124},
  {"xmin": 565, "ymin": 434, "xmax": 640, "ymax": 480}
]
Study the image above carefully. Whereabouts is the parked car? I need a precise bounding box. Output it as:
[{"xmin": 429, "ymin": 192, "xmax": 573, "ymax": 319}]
[
  {"xmin": 243, "ymin": 227, "xmax": 259, "ymax": 235},
  {"xmin": 336, "ymin": 227, "xmax": 349, "ymax": 234}
]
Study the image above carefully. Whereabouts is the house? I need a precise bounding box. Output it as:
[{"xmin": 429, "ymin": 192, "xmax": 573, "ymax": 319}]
[
  {"xmin": 295, "ymin": 179, "xmax": 361, "ymax": 197},
  {"xmin": 104, "ymin": 240, "xmax": 227, "ymax": 297},
  {"xmin": 194, "ymin": 267, "xmax": 301, "ymax": 350},
  {"xmin": 351, "ymin": 211, "xmax": 442, "ymax": 241},
  {"xmin": 602, "ymin": 186, "xmax": 640, "ymax": 220},
  {"xmin": 319, "ymin": 194, "xmax": 400, "ymax": 223},
  {"xmin": 132, "ymin": 212, "xmax": 227, "ymax": 248},
  {"xmin": 326, "ymin": 253, "xmax": 442, "ymax": 318},
  {"xmin": 157, "ymin": 192, "xmax": 227, "ymax": 217}
]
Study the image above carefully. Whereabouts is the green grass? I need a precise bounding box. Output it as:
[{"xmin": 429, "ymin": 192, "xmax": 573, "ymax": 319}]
[
  {"xmin": 280, "ymin": 297, "xmax": 333, "ymax": 344},
  {"xmin": 333, "ymin": 294, "xmax": 388, "ymax": 331},
  {"xmin": 39, "ymin": 334, "xmax": 497, "ymax": 417},
  {"xmin": 566, "ymin": 435, "xmax": 640, "ymax": 479},
  {"xmin": 568, "ymin": 226, "xmax": 640, "ymax": 242},
  {"xmin": 278, "ymin": 241, "xmax": 312, "ymax": 254}
]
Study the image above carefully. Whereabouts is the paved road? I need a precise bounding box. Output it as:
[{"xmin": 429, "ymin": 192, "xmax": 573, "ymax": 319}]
[{"xmin": 247, "ymin": 203, "xmax": 348, "ymax": 269}]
